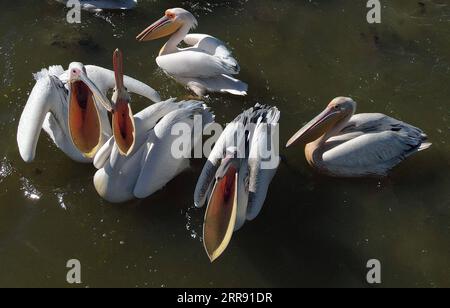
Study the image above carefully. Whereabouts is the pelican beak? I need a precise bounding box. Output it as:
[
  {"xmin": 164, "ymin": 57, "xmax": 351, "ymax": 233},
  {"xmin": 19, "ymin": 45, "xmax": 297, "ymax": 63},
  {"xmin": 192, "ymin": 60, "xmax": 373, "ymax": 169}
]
[
  {"xmin": 286, "ymin": 107, "xmax": 341, "ymax": 147},
  {"xmin": 136, "ymin": 15, "xmax": 182, "ymax": 41},
  {"xmin": 68, "ymin": 71, "xmax": 112, "ymax": 159},
  {"xmin": 203, "ymin": 159, "xmax": 239, "ymax": 263},
  {"xmin": 79, "ymin": 73, "xmax": 113, "ymax": 112},
  {"xmin": 111, "ymin": 49, "xmax": 136, "ymax": 156}
]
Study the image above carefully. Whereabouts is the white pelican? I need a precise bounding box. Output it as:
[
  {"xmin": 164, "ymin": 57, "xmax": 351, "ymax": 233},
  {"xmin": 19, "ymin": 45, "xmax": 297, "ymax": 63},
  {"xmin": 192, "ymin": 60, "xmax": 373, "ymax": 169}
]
[
  {"xmin": 94, "ymin": 99, "xmax": 214, "ymax": 203},
  {"xmin": 17, "ymin": 62, "xmax": 161, "ymax": 163},
  {"xmin": 194, "ymin": 104, "xmax": 280, "ymax": 262},
  {"xmin": 286, "ymin": 97, "xmax": 432, "ymax": 177},
  {"xmin": 56, "ymin": 0, "xmax": 138, "ymax": 12},
  {"xmin": 136, "ymin": 8, "xmax": 248, "ymax": 97}
]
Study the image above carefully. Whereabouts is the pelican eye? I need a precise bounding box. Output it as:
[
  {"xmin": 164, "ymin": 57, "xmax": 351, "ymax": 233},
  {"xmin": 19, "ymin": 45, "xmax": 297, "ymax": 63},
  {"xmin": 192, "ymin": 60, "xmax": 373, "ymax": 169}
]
[{"xmin": 166, "ymin": 13, "xmax": 176, "ymax": 19}]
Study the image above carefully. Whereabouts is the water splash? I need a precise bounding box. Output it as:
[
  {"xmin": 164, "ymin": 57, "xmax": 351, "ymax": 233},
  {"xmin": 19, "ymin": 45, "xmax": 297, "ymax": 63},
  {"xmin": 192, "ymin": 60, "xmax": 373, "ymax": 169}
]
[
  {"xmin": 19, "ymin": 177, "xmax": 42, "ymax": 201},
  {"xmin": 184, "ymin": 206, "xmax": 203, "ymax": 242},
  {"xmin": 0, "ymin": 157, "xmax": 13, "ymax": 184},
  {"xmin": 56, "ymin": 192, "xmax": 68, "ymax": 210}
]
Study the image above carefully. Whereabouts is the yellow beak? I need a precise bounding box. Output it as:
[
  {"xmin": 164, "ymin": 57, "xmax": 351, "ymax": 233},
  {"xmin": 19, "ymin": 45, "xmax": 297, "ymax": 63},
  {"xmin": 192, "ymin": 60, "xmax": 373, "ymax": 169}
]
[
  {"xmin": 203, "ymin": 164, "xmax": 239, "ymax": 263},
  {"xmin": 136, "ymin": 16, "xmax": 182, "ymax": 41},
  {"xmin": 286, "ymin": 107, "xmax": 342, "ymax": 147}
]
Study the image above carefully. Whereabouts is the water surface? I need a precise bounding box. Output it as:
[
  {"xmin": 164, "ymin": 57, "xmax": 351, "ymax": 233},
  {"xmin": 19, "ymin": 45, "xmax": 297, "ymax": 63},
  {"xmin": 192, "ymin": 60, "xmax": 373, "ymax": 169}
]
[{"xmin": 0, "ymin": 0, "xmax": 449, "ymax": 287}]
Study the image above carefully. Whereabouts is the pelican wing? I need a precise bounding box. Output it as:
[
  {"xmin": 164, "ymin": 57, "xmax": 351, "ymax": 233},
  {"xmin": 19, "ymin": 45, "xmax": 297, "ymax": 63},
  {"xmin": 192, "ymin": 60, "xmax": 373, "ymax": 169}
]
[
  {"xmin": 17, "ymin": 74, "xmax": 67, "ymax": 162},
  {"xmin": 133, "ymin": 110, "xmax": 192, "ymax": 199},
  {"xmin": 247, "ymin": 106, "xmax": 280, "ymax": 221},
  {"xmin": 93, "ymin": 100, "xmax": 184, "ymax": 202},
  {"xmin": 133, "ymin": 135, "xmax": 190, "ymax": 199},
  {"xmin": 176, "ymin": 74, "xmax": 248, "ymax": 97},
  {"xmin": 165, "ymin": 34, "xmax": 245, "ymax": 96},
  {"xmin": 85, "ymin": 65, "xmax": 161, "ymax": 102},
  {"xmin": 234, "ymin": 159, "xmax": 250, "ymax": 231},
  {"xmin": 94, "ymin": 143, "xmax": 148, "ymax": 203},
  {"xmin": 56, "ymin": 0, "xmax": 137, "ymax": 12},
  {"xmin": 134, "ymin": 101, "xmax": 214, "ymax": 199},
  {"xmin": 195, "ymin": 105, "xmax": 266, "ymax": 208},
  {"xmin": 183, "ymin": 34, "xmax": 234, "ymax": 58},
  {"xmin": 105, "ymin": 100, "xmax": 180, "ymax": 170},
  {"xmin": 324, "ymin": 124, "xmax": 429, "ymax": 176},
  {"xmin": 341, "ymin": 113, "xmax": 419, "ymax": 134},
  {"xmin": 133, "ymin": 99, "xmax": 179, "ymax": 134},
  {"xmin": 156, "ymin": 50, "xmax": 239, "ymax": 79},
  {"xmin": 194, "ymin": 120, "xmax": 244, "ymax": 208}
]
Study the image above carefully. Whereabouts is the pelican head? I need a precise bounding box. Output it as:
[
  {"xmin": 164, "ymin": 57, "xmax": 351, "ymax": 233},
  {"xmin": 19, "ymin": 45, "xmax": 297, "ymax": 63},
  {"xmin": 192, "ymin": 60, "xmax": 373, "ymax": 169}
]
[
  {"xmin": 68, "ymin": 62, "xmax": 112, "ymax": 159},
  {"xmin": 286, "ymin": 97, "xmax": 356, "ymax": 147},
  {"xmin": 136, "ymin": 8, "xmax": 198, "ymax": 42},
  {"xmin": 111, "ymin": 49, "xmax": 136, "ymax": 156}
]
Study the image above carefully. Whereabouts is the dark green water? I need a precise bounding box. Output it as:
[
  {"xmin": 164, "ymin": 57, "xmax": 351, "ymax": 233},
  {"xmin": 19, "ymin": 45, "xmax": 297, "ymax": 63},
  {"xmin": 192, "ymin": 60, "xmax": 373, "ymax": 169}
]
[{"xmin": 0, "ymin": 0, "xmax": 449, "ymax": 287}]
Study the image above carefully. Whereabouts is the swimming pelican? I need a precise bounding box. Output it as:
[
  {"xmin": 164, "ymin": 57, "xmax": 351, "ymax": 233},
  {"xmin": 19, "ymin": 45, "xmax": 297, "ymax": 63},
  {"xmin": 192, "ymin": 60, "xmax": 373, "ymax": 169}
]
[
  {"xmin": 94, "ymin": 99, "xmax": 214, "ymax": 203},
  {"xmin": 286, "ymin": 97, "xmax": 432, "ymax": 177},
  {"xmin": 56, "ymin": 0, "xmax": 138, "ymax": 12},
  {"xmin": 194, "ymin": 104, "xmax": 280, "ymax": 262},
  {"xmin": 17, "ymin": 62, "xmax": 161, "ymax": 163},
  {"xmin": 136, "ymin": 8, "xmax": 248, "ymax": 97}
]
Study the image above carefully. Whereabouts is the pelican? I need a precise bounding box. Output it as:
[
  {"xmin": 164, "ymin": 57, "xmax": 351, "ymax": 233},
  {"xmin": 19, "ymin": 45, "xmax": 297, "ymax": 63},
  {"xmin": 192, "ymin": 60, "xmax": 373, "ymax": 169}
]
[
  {"xmin": 286, "ymin": 97, "xmax": 432, "ymax": 177},
  {"xmin": 56, "ymin": 0, "xmax": 138, "ymax": 12},
  {"xmin": 17, "ymin": 62, "xmax": 161, "ymax": 163},
  {"xmin": 136, "ymin": 8, "xmax": 248, "ymax": 97},
  {"xmin": 94, "ymin": 98, "xmax": 214, "ymax": 202},
  {"xmin": 194, "ymin": 104, "xmax": 280, "ymax": 262}
]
